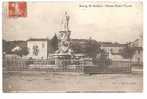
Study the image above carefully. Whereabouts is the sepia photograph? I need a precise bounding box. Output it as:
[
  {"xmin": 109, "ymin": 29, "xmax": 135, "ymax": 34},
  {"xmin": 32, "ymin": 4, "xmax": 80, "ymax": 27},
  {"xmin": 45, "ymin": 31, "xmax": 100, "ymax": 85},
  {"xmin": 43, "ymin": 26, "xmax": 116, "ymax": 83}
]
[{"xmin": 2, "ymin": 1, "xmax": 143, "ymax": 92}]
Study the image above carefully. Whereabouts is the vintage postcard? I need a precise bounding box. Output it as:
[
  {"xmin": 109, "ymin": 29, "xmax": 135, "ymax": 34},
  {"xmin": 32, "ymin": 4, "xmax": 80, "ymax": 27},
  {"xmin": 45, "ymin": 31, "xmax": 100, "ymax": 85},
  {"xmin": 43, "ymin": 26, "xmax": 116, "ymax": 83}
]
[{"xmin": 2, "ymin": 1, "xmax": 143, "ymax": 92}]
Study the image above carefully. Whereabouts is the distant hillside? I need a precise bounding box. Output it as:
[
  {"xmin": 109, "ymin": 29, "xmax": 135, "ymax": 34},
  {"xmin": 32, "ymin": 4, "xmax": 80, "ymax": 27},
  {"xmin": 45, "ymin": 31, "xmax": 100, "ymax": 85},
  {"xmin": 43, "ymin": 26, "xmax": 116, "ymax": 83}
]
[{"xmin": 3, "ymin": 40, "xmax": 27, "ymax": 54}]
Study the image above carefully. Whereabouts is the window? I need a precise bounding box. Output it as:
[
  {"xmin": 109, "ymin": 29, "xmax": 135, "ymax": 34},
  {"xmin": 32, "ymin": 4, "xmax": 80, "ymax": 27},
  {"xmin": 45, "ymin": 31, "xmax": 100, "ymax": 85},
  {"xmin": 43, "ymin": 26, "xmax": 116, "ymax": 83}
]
[
  {"xmin": 42, "ymin": 43, "xmax": 45, "ymax": 48},
  {"xmin": 33, "ymin": 45, "xmax": 39, "ymax": 56}
]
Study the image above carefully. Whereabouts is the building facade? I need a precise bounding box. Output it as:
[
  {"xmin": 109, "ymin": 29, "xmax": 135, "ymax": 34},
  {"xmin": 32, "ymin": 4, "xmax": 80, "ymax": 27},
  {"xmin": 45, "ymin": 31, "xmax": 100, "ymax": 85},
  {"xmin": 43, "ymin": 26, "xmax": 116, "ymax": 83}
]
[
  {"xmin": 27, "ymin": 38, "xmax": 48, "ymax": 59},
  {"xmin": 128, "ymin": 36, "xmax": 143, "ymax": 65},
  {"xmin": 100, "ymin": 42, "xmax": 126, "ymax": 61}
]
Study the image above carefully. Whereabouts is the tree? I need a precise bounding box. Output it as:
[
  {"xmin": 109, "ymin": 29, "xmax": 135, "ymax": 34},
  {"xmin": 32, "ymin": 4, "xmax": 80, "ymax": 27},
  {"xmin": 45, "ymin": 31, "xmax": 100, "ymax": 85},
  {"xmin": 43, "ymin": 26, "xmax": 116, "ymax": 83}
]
[
  {"xmin": 3, "ymin": 40, "xmax": 7, "ymax": 52},
  {"xmin": 93, "ymin": 49, "xmax": 112, "ymax": 66},
  {"xmin": 86, "ymin": 39, "xmax": 101, "ymax": 58},
  {"xmin": 13, "ymin": 47, "xmax": 29, "ymax": 57},
  {"xmin": 3, "ymin": 40, "xmax": 15, "ymax": 54},
  {"xmin": 51, "ymin": 34, "xmax": 58, "ymax": 51},
  {"xmin": 120, "ymin": 45, "xmax": 136, "ymax": 59}
]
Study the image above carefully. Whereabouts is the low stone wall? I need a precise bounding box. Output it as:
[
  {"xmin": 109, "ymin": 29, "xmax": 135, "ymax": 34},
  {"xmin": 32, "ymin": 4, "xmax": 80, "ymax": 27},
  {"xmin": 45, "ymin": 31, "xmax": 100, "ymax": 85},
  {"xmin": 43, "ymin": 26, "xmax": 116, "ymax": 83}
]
[{"xmin": 83, "ymin": 61, "xmax": 131, "ymax": 74}]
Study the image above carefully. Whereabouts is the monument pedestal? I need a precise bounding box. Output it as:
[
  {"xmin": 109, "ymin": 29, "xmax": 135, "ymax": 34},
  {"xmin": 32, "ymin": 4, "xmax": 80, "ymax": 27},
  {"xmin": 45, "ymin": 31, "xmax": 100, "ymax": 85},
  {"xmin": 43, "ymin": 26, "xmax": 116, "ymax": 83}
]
[
  {"xmin": 54, "ymin": 54, "xmax": 71, "ymax": 69},
  {"xmin": 53, "ymin": 12, "xmax": 72, "ymax": 70}
]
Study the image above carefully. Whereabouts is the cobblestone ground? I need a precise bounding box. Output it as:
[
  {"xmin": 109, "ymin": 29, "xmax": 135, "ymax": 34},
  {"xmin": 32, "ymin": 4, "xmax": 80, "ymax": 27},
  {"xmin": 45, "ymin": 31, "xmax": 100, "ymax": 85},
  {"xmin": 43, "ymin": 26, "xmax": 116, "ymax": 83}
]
[{"xmin": 3, "ymin": 70, "xmax": 143, "ymax": 92}]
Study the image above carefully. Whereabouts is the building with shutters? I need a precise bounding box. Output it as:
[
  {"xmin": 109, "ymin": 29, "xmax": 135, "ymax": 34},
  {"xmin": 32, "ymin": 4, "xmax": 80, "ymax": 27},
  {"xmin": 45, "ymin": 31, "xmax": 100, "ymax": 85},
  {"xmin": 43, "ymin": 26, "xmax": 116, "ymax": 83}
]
[{"xmin": 27, "ymin": 38, "xmax": 49, "ymax": 59}]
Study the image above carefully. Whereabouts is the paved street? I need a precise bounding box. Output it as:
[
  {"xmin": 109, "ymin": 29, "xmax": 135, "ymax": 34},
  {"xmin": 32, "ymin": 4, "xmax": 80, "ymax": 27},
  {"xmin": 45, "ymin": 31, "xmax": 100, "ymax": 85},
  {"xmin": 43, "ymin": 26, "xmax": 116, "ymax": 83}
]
[{"xmin": 3, "ymin": 71, "xmax": 143, "ymax": 92}]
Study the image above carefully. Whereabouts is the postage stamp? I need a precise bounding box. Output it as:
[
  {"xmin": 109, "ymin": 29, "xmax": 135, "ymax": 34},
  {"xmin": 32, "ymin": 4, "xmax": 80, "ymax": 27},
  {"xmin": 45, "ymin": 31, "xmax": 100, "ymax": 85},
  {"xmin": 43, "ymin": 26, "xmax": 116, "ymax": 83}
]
[{"xmin": 8, "ymin": 2, "xmax": 27, "ymax": 17}]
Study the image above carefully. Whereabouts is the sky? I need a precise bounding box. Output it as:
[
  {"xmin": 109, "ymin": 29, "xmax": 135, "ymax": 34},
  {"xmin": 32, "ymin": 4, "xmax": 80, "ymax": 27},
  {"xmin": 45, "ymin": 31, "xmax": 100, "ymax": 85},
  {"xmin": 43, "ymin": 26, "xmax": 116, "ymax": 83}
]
[{"xmin": 2, "ymin": 1, "xmax": 143, "ymax": 43}]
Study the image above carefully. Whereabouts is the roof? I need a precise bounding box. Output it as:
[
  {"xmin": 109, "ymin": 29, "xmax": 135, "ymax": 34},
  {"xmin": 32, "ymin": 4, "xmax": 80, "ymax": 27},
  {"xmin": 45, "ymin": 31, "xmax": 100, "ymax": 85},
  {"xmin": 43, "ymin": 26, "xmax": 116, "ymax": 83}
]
[
  {"xmin": 127, "ymin": 38, "xmax": 142, "ymax": 47},
  {"xmin": 11, "ymin": 46, "xmax": 22, "ymax": 52},
  {"xmin": 27, "ymin": 38, "xmax": 49, "ymax": 41}
]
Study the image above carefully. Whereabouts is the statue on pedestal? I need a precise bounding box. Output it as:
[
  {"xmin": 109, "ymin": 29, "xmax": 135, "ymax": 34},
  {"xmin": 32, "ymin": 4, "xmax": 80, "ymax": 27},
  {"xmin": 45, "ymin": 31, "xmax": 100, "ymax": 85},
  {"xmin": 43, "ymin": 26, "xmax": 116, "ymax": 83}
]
[{"xmin": 56, "ymin": 11, "xmax": 72, "ymax": 54}]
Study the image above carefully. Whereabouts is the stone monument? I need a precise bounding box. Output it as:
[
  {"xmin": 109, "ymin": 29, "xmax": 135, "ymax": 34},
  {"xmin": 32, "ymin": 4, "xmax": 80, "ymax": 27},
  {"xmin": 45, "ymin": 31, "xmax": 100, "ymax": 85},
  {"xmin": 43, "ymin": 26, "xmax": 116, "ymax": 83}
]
[
  {"xmin": 56, "ymin": 11, "xmax": 72, "ymax": 54},
  {"xmin": 54, "ymin": 12, "xmax": 73, "ymax": 67}
]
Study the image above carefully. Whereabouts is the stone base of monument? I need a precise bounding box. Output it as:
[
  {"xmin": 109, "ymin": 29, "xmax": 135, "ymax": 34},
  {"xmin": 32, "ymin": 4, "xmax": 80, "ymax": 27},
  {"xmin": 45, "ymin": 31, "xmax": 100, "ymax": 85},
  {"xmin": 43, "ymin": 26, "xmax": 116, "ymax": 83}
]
[{"xmin": 54, "ymin": 54, "xmax": 71, "ymax": 69}]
